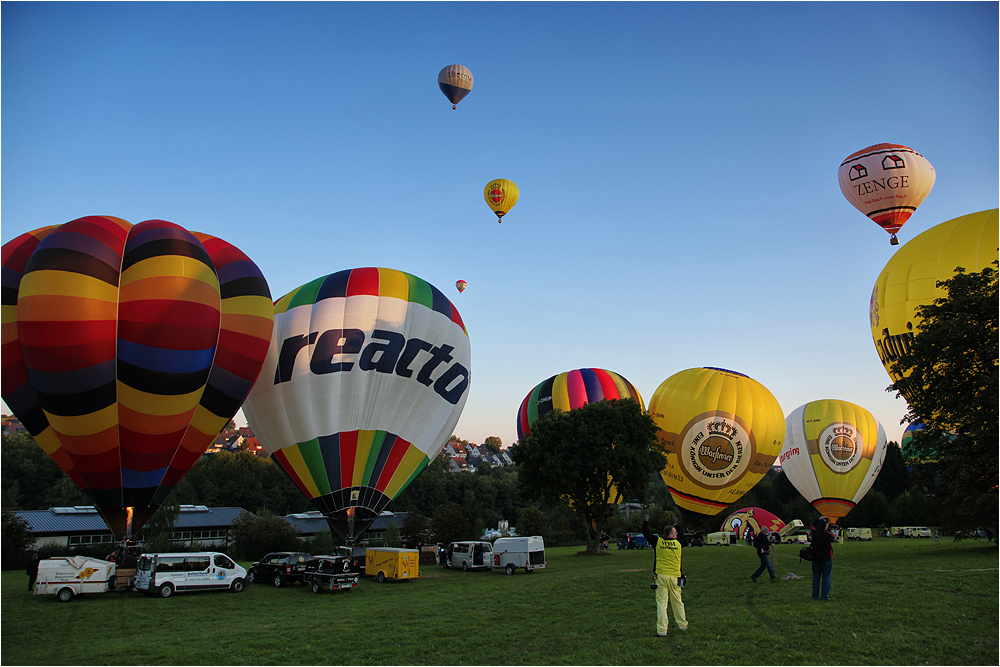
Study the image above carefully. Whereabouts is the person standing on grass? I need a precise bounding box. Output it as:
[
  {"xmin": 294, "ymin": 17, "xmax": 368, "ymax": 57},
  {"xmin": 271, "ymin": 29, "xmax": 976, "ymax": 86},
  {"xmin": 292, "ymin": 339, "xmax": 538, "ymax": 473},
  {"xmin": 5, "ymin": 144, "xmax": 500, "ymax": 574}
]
[
  {"xmin": 810, "ymin": 516, "xmax": 835, "ymax": 600},
  {"xmin": 642, "ymin": 512, "xmax": 689, "ymax": 637},
  {"xmin": 26, "ymin": 553, "xmax": 40, "ymax": 592},
  {"xmin": 749, "ymin": 526, "xmax": 776, "ymax": 583}
]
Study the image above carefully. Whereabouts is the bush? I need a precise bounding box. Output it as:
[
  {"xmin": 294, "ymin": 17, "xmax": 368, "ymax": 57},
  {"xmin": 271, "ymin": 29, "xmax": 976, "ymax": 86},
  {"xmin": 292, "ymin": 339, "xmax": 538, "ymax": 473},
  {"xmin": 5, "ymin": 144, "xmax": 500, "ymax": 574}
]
[{"xmin": 228, "ymin": 510, "xmax": 302, "ymax": 560}]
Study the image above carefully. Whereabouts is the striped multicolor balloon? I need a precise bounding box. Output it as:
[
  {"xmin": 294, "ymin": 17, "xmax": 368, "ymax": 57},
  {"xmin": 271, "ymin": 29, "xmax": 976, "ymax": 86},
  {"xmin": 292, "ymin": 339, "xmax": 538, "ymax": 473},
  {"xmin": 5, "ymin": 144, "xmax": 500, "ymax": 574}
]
[
  {"xmin": 516, "ymin": 368, "xmax": 644, "ymax": 441},
  {"xmin": 242, "ymin": 267, "xmax": 471, "ymax": 541},
  {"xmin": 1, "ymin": 216, "xmax": 273, "ymax": 539}
]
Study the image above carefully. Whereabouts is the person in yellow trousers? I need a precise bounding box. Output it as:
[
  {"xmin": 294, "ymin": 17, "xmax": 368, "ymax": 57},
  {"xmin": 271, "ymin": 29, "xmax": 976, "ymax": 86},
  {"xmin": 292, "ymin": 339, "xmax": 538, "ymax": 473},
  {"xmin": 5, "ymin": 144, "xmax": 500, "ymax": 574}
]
[{"xmin": 642, "ymin": 512, "xmax": 689, "ymax": 637}]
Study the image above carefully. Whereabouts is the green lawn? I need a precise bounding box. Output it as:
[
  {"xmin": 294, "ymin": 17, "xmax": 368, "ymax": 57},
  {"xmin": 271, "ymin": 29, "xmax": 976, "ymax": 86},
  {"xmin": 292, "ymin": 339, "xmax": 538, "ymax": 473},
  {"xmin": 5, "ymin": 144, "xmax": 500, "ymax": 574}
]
[{"xmin": 2, "ymin": 538, "xmax": 997, "ymax": 665}]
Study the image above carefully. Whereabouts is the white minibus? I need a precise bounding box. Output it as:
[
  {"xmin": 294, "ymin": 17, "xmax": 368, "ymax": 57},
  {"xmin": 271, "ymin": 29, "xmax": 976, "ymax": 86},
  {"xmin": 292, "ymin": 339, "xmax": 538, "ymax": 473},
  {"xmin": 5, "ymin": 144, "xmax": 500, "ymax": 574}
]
[{"xmin": 135, "ymin": 552, "xmax": 247, "ymax": 597}]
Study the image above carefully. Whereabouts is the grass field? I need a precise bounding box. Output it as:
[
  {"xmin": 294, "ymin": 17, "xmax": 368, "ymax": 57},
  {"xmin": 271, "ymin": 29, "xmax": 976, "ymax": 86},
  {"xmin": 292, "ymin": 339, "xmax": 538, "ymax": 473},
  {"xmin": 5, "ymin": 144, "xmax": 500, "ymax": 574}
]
[{"xmin": 2, "ymin": 538, "xmax": 997, "ymax": 665}]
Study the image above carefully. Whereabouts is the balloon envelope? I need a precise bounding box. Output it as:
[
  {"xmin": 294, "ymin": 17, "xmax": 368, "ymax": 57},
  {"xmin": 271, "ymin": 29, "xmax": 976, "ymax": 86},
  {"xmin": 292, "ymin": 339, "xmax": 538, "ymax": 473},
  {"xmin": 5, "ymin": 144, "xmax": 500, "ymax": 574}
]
[
  {"xmin": 649, "ymin": 367, "xmax": 784, "ymax": 522},
  {"xmin": 516, "ymin": 367, "xmax": 644, "ymax": 441},
  {"xmin": 456, "ymin": 280, "xmax": 467, "ymax": 293},
  {"xmin": 242, "ymin": 267, "xmax": 471, "ymax": 541},
  {"xmin": 779, "ymin": 399, "xmax": 887, "ymax": 523},
  {"xmin": 438, "ymin": 64, "xmax": 473, "ymax": 109},
  {"xmin": 838, "ymin": 143, "xmax": 935, "ymax": 243},
  {"xmin": 1, "ymin": 216, "xmax": 273, "ymax": 539},
  {"xmin": 720, "ymin": 507, "xmax": 786, "ymax": 539},
  {"xmin": 869, "ymin": 208, "xmax": 998, "ymax": 403},
  {"xmin": 484, "ymin": 179, "xmax": 519, "ymax": 222}
]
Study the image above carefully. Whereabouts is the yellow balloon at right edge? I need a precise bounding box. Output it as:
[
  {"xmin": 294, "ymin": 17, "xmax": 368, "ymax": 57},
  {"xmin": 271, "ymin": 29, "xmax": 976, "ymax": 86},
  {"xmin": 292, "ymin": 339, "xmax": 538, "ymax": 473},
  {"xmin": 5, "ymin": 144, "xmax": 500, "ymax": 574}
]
[
  {"xmin": 649, "ymin": 367, "xmax": 785, "ymax": 520},
  {"xmin": 484, "ymin": 179, "xmax": 519, "ymax": 223},
  {"xmin": 779, "ymin": 399, "xmax": 887, "ymax": 524},
  {"xmin": 869, "ymin": 208, "xmax": 998, "ymax": 403}
]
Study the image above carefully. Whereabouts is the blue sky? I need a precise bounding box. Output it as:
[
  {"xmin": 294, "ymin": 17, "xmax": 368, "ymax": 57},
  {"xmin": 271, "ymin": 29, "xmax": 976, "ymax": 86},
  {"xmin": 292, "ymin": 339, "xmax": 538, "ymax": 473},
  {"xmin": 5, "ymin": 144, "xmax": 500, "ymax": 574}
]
[{"xmin": 3, "ymin": 1, "xmax": 997, "ymax": 449}]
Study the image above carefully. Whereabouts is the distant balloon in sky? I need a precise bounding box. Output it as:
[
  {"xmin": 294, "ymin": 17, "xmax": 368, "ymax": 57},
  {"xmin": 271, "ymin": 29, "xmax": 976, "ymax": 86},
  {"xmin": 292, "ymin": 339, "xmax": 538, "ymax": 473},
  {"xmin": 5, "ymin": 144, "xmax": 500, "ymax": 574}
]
[
  {"xmin": 838, "ymin": 143, "xmax": 936, "ymax": 245},
  {"xmin": 242, "ymin": 267, "xmax": 471, "ymax": 542},
  {"xmin": 484, "ymin": 179, "xmax": 519, "ymax": 223},
  {"xmin": 869, "ymin": 208, "xmax": 998, "ymax": 403},
  {"xmin": 438, "ymin": 64, "xmax": 473, "ymax": 109},
  {"xmin": 1, "ymin": 216, "xmax": 273, "ymax": 540},
  {"xmin": 516, "ymin": 367, "xmax": 644, "ymax": 440},
  {"xmin": 648, "ymin": 367, "xmax": 784, "ymax": 524},
  {"xmin": 720, "ymin": 507, "xmax": 786, "ymax": 540},
  {"xmin": 456, "ymin": 280, "xmax": 467, "ymax": 293},
  {"xmin": 779, "ymin": 399, "xmax": 887, "ymax": 524}
]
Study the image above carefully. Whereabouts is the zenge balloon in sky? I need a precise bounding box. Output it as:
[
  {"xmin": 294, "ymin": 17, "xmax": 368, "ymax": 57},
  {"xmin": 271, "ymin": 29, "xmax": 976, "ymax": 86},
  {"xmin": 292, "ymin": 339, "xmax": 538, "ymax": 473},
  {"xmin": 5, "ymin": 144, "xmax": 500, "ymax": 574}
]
[
  {"xmin": 242, "ymin": 267, "xmax": 471, "ymax": 542},
  {"xmin": 838, "ymin": 143, "xmax": 936, "ymax": 245},
  {"xmin": 869, "ymin": 208, "xmax": 998, "ymax": 403},
  {"xmin": 516, "ymin": 367, "xmax": 644, "ymax": 441},
  {"xmin": 484, "ymin": 179, "xmax": 519, "ymax": 223},
  {"xmin": 438, "ymin": 64, "xmax": 473, "ymax": 109},
  {"xmin": 648, "ymin": 367, "xmax": 784, "ymax": 522},
  {"xmin": 456, "ymin": 280, "xmax": 467, "ymax": 293},
  {"xmin": 779, "ymin": 399, "xmax": 887, "ymax": 524},
  {"xmin": 1, "ymin": 216, "xmax": 274, "ymax": 540}
]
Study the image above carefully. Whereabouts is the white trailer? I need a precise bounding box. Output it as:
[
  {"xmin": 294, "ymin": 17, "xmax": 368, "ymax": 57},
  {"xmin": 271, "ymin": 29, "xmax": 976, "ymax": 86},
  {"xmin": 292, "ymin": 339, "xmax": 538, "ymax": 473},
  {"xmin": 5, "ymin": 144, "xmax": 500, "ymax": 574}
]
[
  {"xmin": 34, "ymin": 556, "xmax": 116, "ymax": 602},
  {"xmin": 492, "ymin": 536, "xmax": 546, "ymax": 575}
]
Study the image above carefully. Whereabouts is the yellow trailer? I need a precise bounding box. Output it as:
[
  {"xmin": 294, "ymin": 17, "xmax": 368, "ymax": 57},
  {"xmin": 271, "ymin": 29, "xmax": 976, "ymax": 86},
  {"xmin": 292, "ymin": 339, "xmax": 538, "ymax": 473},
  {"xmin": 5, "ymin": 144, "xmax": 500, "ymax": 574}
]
[{"xmin": 365, "ymin": 547, "xmax": 419, "ymax": 583}]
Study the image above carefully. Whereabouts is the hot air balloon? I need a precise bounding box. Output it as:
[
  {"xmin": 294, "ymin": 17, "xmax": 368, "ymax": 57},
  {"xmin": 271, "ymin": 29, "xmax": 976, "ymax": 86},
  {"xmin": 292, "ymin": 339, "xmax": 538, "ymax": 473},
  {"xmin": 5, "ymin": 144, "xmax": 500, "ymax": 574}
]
[
  {"xmin": 456, "ymin": 280, "xmax": 467, "ymax": 293},
  {"xmin": 869, "ymin": 209, "xmax": 998, "ymax": 403},
  {"xmin": 438, "ymin": 64, "xmax": 473, "ymax": 109},
  {"xmin": 241, "ymin": 267, "xmax": 471, "ymax": 542},
  {"xmin": 720, "ymin": 507, "xmax": 786, "ymax": 541},
  {"xmin": 838, "ymin": 143, "xmax": 936, "ymax": 245},
  {"xmin": 516, "ymin": 368, "xmax": 643, "ymax": 441},
  {"xmin": 648, "ymin": 367, "xmax": 784, "ymax": 526},
  {"xmin": 1, "ymin": 216, "xmax": 273, "ymax": 540},
  {"xmin": 779, "ymin": 399, "xmax": 887, "ymax": 523},
  {"xmin": 484, "ymin": 179, "xmax": 519, "ymax": 223}
]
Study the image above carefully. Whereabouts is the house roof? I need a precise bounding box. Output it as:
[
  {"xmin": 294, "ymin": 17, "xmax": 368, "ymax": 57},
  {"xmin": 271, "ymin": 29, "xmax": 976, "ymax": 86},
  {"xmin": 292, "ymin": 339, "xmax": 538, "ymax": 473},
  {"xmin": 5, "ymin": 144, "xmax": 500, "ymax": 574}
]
[
  {"xmin": 15, "ymin": 505, "xmax": 250, "ymax": 534},
  {"xmin": 282, "ymin": 511, "xmax": 415, "ymax": 536}
]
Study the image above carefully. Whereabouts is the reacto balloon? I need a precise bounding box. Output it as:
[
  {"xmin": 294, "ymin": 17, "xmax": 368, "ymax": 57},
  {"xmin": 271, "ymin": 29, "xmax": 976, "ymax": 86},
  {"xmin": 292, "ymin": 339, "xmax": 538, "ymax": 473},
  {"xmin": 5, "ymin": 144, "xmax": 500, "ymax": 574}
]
[
  {"xmin": 721, "ymin": 507, "xmax": 786, "ymax": 540},
  {"xmin": 1, "ymin": 216, "xmax": 273, "ymax": 539},
  {"xmin": 779, "ymin": 399, "xmax": 887, "ymax": 523},
  {"xmin": 869, "ymin": 208, "xmax": 998, "ymax": 403},
  {"xmin": 649, "ymin": 367, "xmax": 784, "ymax": 522},
  {"xmin": 838, "ymin": 143, "xmax": 935, "ymax": 245},
  {"xmin": 242, "ymin": 267, "xmax": 471, "ymax": 541}
]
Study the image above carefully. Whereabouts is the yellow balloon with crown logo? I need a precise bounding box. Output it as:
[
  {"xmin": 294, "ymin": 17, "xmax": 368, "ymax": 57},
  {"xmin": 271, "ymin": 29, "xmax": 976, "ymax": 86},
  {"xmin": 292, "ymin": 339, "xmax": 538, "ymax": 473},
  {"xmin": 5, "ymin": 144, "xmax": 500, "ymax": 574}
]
[
  {"xmin": 648, "ymin": 367, "xmax": 784, "ymax": 524},
  {"xmin": 779, "ymin": 399, "xmax": 887, "ymax": 523},
  {"xmin": 483, "ymin": 179, "xmax": 519, "ymax": 223}
]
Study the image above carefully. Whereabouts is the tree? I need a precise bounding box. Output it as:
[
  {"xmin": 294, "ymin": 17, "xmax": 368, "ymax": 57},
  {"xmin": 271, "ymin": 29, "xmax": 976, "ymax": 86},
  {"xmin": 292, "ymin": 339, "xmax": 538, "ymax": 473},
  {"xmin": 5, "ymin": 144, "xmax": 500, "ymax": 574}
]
[
  {"xmin": 887, "ymin": 263, "xmax": 998, "ymax": 531},
  {"xmin": 228, "ymin": 510, "xmax": 302, "ymax": 560},
  {"xmin": 1, "ymin": 511, "xmax": 34, "ymax": 569},
  {"xmin": 516, "ymin": 506, "xmax": 550, "ymax": 541},
  {"xmin": 511, "ymin": 398, "xmax": 665, "ymax": 554},
  {"xmin": 871, "ymin": 442, "xmax": 909, "ymax": 499},
  {"xmin": 429, "ymin": 503, "xmax": 471, "ymax": 545},
  {"xmin": 481, "ymin": 436, "xmax": 503, "ymax": 456},
  {"xmin": 142, "ymin": 501, "xmax": 180, "ymax": 552},
  {"xmin": 399, "ymin": 511, "xmax": 429, "ymax": 547}
]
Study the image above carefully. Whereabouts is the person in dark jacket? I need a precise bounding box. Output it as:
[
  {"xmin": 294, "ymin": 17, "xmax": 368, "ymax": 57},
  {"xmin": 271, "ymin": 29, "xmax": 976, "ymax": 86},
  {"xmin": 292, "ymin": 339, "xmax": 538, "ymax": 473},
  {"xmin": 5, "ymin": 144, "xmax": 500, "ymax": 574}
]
[
  {"xmin": 749, "ymin": 526, "xmax": 776, "ymax": 582},
  {"xmin": 810, "ymin": 516, "xmax": 835, "ymax": 600},
  {"xmin": 26, "ymin": 553, "xmax": 40, "ymax": 591}
]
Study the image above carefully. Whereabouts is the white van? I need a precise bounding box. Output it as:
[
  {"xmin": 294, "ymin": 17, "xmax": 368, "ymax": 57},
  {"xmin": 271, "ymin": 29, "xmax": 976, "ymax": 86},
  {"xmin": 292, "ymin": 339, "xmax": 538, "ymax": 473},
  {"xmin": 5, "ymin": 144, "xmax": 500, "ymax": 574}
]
[
  {"xmin": 492, "ymin": 536, "xmax": 545, "ymax": 575},
  {"xmin": 705, "ymin": 531, "xmax": 737, "ymax": 546},
  {"xmin": 444, "ymin": 541, "xmax": 493, "ymax": 571},
  {"xmin": 34, "ymin": 556, "xmax": 116, "ymax": 602},
  {"xmin": 135, "ymin": 552, "xmax": 247, "ymax": 597}
]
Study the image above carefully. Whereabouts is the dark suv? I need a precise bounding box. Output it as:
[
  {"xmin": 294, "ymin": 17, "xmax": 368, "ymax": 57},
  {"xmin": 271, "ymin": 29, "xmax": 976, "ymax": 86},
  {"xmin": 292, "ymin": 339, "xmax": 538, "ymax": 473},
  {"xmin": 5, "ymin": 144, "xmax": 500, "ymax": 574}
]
[
  {"xmin": 303, "ymin": 555, "xmax": 360, "ymax": 594},
  {"xmin": 248, "ymin": 552, "xmax": 311, "ymax": 587}
]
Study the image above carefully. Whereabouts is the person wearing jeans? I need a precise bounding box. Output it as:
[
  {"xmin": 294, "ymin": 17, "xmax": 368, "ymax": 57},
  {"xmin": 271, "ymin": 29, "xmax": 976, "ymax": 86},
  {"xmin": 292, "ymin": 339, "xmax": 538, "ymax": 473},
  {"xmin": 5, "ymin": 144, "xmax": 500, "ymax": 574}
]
[
  {"xmin": 750, "ymin": 526, "xmax": 776, "ymax": 582},
  {"xmin": 810, "ymin": 517, "xmax": 835, "ymax": 600}
]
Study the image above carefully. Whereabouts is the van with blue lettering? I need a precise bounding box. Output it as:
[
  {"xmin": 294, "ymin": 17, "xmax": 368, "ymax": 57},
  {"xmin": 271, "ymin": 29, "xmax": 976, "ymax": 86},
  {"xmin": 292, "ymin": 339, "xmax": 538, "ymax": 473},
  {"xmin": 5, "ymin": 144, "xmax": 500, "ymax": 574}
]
[{"xmin": 135, "ymin": 552, "xmax": 247, "ymax": 598}]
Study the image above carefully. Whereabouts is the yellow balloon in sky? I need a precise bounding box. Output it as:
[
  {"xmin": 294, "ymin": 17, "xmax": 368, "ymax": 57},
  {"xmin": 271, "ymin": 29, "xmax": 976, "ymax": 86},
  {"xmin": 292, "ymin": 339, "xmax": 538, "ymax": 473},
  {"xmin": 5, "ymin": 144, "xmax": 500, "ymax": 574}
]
[
  {"xmin": 779, "ymin": 399, "xmax": 887, "ymax": 524},
  {"xmin": 869, "ymin": 208, "xmax": 998, "ymax": 403},
  {"xmin": 648, "ymin": 367, "xmax": 784, "ymax": 520},
  {"xmin": 484, "ymin": 179, "xmax": 519, "ymax": 222}
]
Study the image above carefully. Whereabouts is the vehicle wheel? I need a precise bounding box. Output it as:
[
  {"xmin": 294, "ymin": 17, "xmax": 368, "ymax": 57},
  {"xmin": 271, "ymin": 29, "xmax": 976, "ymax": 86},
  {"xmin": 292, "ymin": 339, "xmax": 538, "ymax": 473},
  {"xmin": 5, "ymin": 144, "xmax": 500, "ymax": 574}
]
[
  {"xmin": 247, "ymin": 570, "xmax": 256, "ymax": 584},
  {"xmin": 158, "ymin": 583, "xmax": 174, "ymax": 598},
  {"xmin": 377, "ymin": 571, "xmax": 386, "ymax": 583},
  {"xmin": 716, "ymin": 543, "xmax": 722, "ymax": 546},
  {"xmin": 56, "ymin": 587, "xmax": 74, "ymax": 603},
  {"xmin": 505, "ymin": 564, "xmax": 515, "ymax": 575},
  {"xmin": 108, "ymin": 577, "xmax": 116, "ymax": 590},
  {"xmin": 231, "ymin": 578, "xmax": 245, "ymax": 593},
  {"xmin": 312, "ymin": 582, "xmax": 322, "ymax": 594},
  {"xmin": 274, "ymin": 575, "xmax": 283, "ymax": 588},
  {"xmin": 526, "ymin": 567, "xmax": 534, "ymax": 574},
  {"xmin": 462, "ymin": 562, "xmax": 469, "ymax": 572}
]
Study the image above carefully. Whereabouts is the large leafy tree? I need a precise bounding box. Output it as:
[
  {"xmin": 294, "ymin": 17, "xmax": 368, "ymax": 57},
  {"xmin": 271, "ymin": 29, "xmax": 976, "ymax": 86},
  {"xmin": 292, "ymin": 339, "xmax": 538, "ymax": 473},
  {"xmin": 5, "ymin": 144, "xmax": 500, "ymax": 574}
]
[
  {"xmin": 510, "ymin": 398, "xmax": 665, "ymax": 554},
  {"xmin": 888, "ymin": 263, "xmax": 998, "ymax": 530}
]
